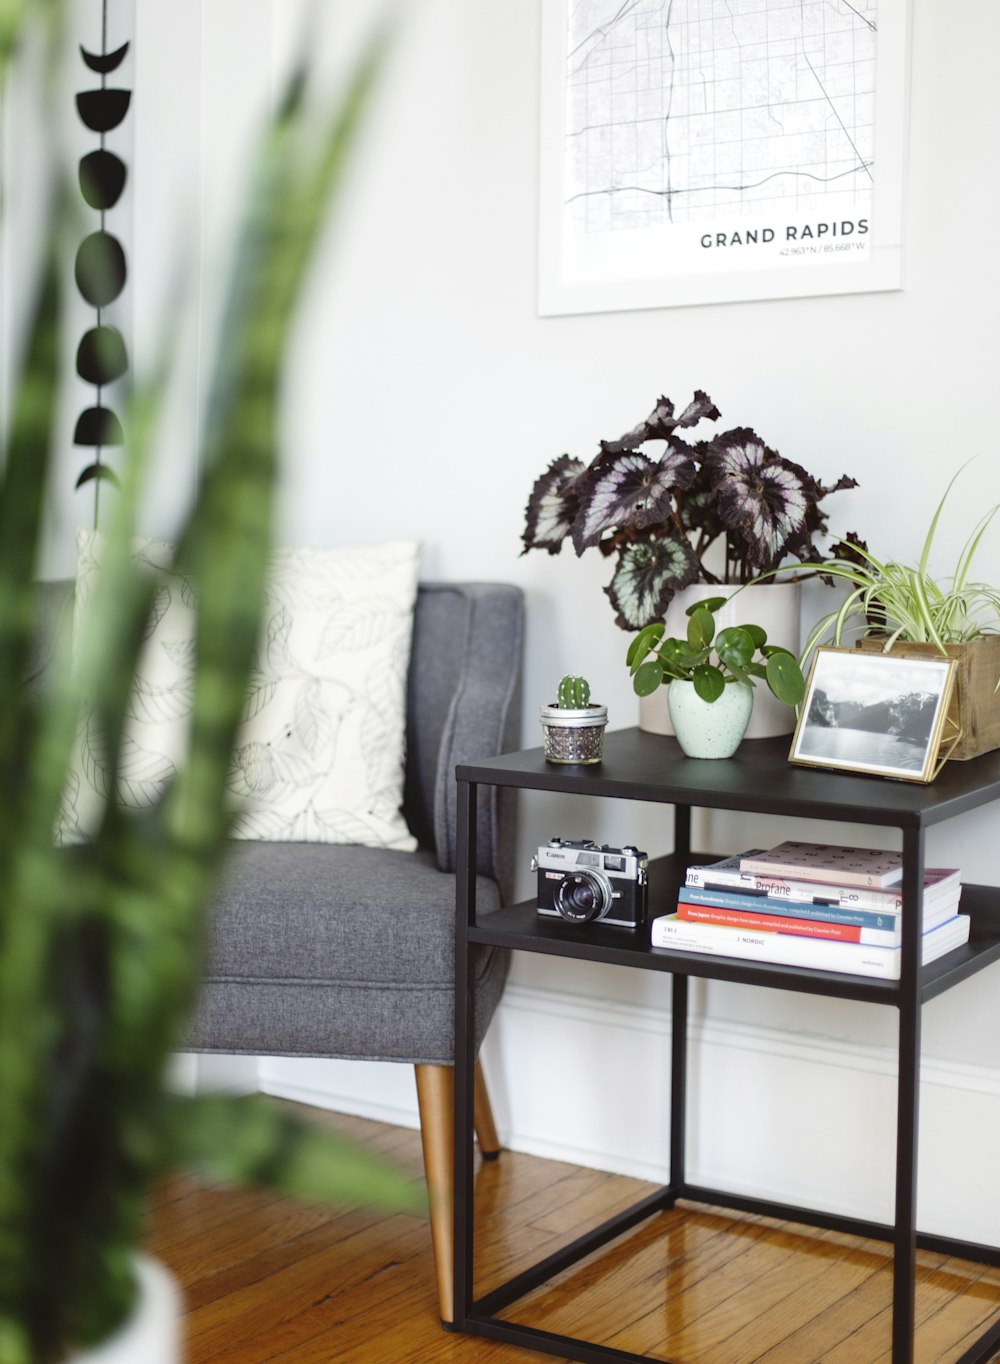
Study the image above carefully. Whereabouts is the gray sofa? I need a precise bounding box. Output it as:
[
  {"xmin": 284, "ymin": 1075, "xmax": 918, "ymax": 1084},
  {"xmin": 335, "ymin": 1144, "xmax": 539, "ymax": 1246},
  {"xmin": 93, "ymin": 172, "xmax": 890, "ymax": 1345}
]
[
  {"xmin": 32, "ymin": 577, "xmax": 524, "ymax": 1321},
  {"xmin": 188, "ymin": 580, "xmax": 523, "ymax": 1067}
]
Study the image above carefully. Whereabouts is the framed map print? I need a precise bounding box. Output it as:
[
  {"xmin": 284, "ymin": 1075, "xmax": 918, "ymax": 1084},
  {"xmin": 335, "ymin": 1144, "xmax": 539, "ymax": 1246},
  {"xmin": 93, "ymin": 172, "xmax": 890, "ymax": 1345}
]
[{"xmin": 538, "ymin": 0, "xmax": 911, "ymax": 314}]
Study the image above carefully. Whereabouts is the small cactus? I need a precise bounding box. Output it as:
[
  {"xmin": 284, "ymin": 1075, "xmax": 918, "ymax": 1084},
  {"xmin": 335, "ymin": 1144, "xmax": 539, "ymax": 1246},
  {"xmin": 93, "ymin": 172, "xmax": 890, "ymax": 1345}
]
[{"xmin": 557, "ymin": 674, "xmax": 591, "ymax": 708}]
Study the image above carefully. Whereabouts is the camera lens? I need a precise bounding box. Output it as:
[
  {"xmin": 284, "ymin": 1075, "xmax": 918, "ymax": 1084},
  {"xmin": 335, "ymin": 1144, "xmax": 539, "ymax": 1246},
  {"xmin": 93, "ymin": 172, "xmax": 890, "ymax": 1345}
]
[{"xmin": 556, "ymin": 870, "xmax": 612, "ymax": 923}]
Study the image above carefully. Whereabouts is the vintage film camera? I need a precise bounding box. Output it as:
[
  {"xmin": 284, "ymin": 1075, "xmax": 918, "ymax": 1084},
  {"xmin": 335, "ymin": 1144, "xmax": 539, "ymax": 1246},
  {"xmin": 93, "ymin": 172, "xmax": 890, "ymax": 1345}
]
[{"xmin": 532, "ymin": 837, "xmax": 648, "ymax": 929}]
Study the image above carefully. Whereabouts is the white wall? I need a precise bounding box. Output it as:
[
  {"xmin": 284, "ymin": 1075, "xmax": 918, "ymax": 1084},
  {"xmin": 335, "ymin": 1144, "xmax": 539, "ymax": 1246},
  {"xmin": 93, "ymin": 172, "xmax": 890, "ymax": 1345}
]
[{"xmin": 16, "ymin": 0, "xmax": 1000, "ymax": 1242}]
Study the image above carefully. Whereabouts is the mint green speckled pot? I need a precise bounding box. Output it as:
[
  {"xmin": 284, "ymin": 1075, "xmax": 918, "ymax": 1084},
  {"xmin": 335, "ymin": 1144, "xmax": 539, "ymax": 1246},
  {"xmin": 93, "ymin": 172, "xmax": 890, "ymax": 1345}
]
[{"xmin": 667, "ymin": 680, "xmax": 754, "ymax": 759}]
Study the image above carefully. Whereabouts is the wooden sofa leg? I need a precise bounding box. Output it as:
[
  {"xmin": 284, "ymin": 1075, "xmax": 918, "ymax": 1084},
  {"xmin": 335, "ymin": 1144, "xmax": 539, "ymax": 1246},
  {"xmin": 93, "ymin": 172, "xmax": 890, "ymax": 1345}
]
[
  {"xmin": 414, "ymin": 1063, "xmax": 455, "ymax": 1324},
  {"xmin": 413, "ymin": 1060, "xmax": 502, "ymax": 1324},
  {"xmin": 473, "ymin": 1059, "xmax": 501, "ymax": 1159}
]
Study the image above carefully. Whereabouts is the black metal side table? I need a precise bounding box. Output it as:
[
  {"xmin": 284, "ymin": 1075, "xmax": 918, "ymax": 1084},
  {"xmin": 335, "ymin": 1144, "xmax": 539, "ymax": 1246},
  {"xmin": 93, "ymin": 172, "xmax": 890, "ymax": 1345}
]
[{"xmin": 453, "ymin": 728, "xmax": 1000, "ymax": 1363}]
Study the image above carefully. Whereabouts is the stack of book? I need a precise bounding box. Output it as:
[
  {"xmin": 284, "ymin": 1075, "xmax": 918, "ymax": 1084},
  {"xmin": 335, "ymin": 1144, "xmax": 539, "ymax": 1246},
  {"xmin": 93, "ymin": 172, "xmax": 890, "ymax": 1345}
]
[{"xmin": 650, "ymin": 840, "xmax": 970, "ymax": 979}]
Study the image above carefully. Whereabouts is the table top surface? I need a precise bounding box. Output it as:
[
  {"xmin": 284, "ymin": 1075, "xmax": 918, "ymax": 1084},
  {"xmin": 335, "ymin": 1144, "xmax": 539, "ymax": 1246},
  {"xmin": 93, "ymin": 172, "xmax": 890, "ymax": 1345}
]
[{"xmin": 458, "ymin": 728, "xmax": 1000, "ymax": 829}]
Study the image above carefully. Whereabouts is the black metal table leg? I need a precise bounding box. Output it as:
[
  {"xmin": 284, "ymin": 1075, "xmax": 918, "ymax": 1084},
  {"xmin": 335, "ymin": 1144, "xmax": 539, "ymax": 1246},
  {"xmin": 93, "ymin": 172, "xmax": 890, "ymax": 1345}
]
[
  {"xmin": 453, "ymin": 778, "xmax": 478, "ymax": 1330},
  {"xmin": 892, "ymin": 825, "xmax": 925, "ymax": 1362}
]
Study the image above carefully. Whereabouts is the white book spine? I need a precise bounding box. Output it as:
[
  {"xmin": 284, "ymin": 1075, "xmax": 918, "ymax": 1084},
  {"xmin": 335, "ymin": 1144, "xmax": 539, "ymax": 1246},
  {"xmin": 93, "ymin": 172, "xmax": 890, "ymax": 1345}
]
[{"xmin": 650, "ymin": 914, "xmax": 969, "ymax": 980}]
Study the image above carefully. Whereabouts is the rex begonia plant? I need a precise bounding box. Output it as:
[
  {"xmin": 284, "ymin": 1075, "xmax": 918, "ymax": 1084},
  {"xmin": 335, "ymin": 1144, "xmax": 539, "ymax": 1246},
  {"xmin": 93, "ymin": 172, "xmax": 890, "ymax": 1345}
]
[{"xmin": 522, "ymin": 391, "xmax": 857, "ymax": 631}]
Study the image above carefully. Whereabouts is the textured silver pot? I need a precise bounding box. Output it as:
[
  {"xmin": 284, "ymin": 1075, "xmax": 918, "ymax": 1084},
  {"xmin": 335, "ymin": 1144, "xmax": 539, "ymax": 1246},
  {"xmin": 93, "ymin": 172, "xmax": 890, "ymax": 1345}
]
[{"xmin": 540, "ymin": 703, "xmax": 608, "ymax": 764}]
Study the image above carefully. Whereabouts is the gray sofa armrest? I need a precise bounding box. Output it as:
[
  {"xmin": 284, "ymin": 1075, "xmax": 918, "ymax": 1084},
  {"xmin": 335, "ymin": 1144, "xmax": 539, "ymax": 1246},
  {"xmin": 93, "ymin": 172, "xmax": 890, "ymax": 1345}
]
[
  {"xmin": 402, "ymin": 583, "xmax": 523, "ymax": 903},
  {"xmin": 434, "ymin": 584, "xmax": 523, "ymax": 900}
]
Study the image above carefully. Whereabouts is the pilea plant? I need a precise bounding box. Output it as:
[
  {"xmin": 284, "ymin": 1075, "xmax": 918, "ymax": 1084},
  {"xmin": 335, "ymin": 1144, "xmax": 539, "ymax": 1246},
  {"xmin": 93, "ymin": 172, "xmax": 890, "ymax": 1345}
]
[
  {"xmin": 627, "ymin": 597, "xmax": 806, "ymax": 706},
  {"xmin": 556, "ymin": 674, "xmax": 592, "ymax": 708},
  {"xmin": 522, "ymin": 390, "xmax": 857, "ymax": 631}
]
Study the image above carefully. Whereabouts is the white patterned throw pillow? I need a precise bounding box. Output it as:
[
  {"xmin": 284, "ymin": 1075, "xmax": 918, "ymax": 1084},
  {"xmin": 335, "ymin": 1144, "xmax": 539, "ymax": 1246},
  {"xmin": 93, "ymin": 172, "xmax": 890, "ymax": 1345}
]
[
  {"xmin": 229, "ymin": 542, "xmax": 419, "ymax": 848},
  {"xmin": 61, "ymin": 534, "xmax": 420, "ymax": 851}
]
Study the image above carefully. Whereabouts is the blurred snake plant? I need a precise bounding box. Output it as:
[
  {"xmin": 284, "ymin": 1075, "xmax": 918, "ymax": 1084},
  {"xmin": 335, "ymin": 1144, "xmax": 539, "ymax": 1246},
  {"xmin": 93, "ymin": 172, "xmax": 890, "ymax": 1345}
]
[{"xmin": 0, "ymin": 11, "xmax": 418, "ymax": 1364}]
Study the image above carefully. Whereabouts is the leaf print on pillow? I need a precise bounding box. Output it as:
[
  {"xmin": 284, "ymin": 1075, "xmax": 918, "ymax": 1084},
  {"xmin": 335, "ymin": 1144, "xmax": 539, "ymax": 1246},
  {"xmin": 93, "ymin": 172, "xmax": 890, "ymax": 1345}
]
[
  {"xmin": 161, "ymin": 638, "xmax": 196, "ymax": 670},
  {"xmin": 230, "ymin": 742, "xmax": 279, "ymax": 797},
  {"xmin": 141, "ymin": 584, "xmax": 172, "ymax": 641},
  {"xmin": 125, "ymin": 674, "xmax": 193, "ymax": 725},
  {"xmin": 240, "ymin": 677, "xmax": 278, "ymax": 723},
  {"xmin": 294, "ymin": 676, "xmax": 341, "ymax": 757},
  {"xmin": 316, "ymin": 600, "xmax": 408, "ymax": 657},
  {"xmin": 265, "ymin": 604, "xmax": 294, "ymax": 672},
  {"xmin": 81, "ymin": 712, "xmax": 176, "ymax": 808},
  {"xmin": 114, "ymin": 735, "xmax": 178, "ymax": 808}
]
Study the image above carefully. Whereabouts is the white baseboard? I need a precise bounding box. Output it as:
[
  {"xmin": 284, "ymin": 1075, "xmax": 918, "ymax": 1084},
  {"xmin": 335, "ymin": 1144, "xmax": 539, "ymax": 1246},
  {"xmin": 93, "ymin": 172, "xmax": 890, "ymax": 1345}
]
[{"xmin": 258, "ymin": 981, "xmax": 1000, "ymax": 1246}]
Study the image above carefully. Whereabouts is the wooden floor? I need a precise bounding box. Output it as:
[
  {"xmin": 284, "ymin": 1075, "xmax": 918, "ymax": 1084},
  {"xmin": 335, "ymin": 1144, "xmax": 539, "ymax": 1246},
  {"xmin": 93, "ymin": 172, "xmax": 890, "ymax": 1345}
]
[{"xmin": 147, "ymin": 1101, "xmax": 1000, "ymax": 1363}]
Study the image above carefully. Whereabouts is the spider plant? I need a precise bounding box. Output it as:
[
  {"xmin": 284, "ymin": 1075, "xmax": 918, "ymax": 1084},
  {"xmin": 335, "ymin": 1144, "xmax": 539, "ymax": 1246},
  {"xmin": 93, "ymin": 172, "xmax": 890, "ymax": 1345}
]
[{"xmin": 799, "ymin": 462, "xmax": 1000, "ymax": 660}]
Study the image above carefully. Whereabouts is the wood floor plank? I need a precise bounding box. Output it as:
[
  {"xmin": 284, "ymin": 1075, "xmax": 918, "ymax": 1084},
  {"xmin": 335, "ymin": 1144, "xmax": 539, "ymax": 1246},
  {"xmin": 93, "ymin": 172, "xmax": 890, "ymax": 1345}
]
[{"xmin": 149, "ymin": 1102, "xmax": 1000, "ymax": 1363}]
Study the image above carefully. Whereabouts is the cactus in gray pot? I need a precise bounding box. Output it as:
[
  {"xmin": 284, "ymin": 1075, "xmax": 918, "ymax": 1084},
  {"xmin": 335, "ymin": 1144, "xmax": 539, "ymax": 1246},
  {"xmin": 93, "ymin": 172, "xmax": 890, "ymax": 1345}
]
[
  {"xmin": 557, "ymin": 674, "xmax": 592, "ymax": 709},
  {"xmin": 543, "ymin": 675, "xmax": 607, "ymax": 764}
]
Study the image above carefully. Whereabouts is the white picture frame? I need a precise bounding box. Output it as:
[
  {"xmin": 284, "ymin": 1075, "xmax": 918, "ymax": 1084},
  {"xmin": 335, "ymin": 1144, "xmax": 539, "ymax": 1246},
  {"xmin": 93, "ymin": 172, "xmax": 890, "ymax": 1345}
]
[
  {"xmin": 538, "ymin": 0, "xmax": 912, "ymax": 316},
  {"xmin": 789, "ymin": 648, "xmax": 959, "ymax": 784}
]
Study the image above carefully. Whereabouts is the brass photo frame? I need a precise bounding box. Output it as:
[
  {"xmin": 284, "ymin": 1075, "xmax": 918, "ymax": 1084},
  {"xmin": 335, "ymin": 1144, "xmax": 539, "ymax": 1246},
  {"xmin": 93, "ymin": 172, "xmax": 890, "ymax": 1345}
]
[{"xmin": 789, "ymin": 647, "xmax": 960, "ymax": 784}]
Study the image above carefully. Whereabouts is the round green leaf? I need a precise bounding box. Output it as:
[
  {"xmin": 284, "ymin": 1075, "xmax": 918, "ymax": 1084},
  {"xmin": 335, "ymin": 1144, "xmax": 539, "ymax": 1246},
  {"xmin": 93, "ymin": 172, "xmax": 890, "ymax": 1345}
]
[
  {"xmin": 766, "ymin": 650, "xmax": 806, "ymax": 706},
  {"xmin": 743, "ymin": 624, "xmax": 767, "ymax": 648},
  {"xmin": 687, "ymin": 606, "xmax": 715, "ymax": 652},
  {"xmin": 686, "ymin": 595, "xmax": 728, "ymax": 616},
  {"xmin": 716, "ymin": 626, "xmax": 754, "ymax": 669},
  {"xmin": 692, "ymin": 664, "xmax": 725, "ymax": 702},
  {"xmin": 633, "ymin": 658, "xmax": 664, "ymax": 696},
  {"xmin": 626, "ymin": 623, "xmax": 663, "ymax": 672},
  {"xmin": 662, "ymin": 637, "xmax": 698, "ymax": 669}
]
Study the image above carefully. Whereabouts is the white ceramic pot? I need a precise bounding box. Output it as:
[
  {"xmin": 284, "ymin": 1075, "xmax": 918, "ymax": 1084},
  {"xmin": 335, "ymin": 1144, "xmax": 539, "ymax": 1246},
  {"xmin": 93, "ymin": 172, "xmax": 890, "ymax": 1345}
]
[
  {"xmin": 638, "ymin": 581, "xmax": 801, "ymax": 740},
  {"xmin": 667, "ymin": 679, "xmax": 754, "ymax": 759},
  {"xmin": 66, "ymin": 1256, "xmax": 180, "ymax": 1364}
]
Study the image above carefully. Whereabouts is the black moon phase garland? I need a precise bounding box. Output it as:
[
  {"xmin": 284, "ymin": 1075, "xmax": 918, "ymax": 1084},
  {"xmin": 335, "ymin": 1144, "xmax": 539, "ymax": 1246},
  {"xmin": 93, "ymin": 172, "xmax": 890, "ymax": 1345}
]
[{"xmin": 74, "ymin": 0, "xmax": 130, "ymax": 506}]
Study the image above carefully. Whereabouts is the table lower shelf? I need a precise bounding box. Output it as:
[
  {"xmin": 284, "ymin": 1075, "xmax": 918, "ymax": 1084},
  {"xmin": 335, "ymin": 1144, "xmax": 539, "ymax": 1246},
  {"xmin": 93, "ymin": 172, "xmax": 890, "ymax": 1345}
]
[
  {"xmin": 468, "ymin": 854, "xmax": 1000, "ymax": 1005},
  {"xmin": 458, "ymin": 1181, "xmax": 1000, "ymax": 1364}
]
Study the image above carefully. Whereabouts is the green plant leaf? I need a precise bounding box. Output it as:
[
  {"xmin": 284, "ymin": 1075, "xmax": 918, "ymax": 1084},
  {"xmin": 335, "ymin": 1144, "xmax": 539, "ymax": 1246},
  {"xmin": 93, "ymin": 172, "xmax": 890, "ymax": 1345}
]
[
  {"xmin": 687, "ymin": 605, "xmax": 715, "ymax": 651},
  {"xmin": 685, "ymin": 595, "xmax": 728, "ymax": 616},
  {"xmin": 715, "ymin": 626, "xmax": 754, "ymax": 669},
  {"xmin": 626, "ymin": 623, "xmax": 663, "ymax": 673},
  {"xmin": 167, "ymin": 1094, "xmax": 422, "ymax": 1214},
  {"xmin": 692, "ymin": 664, "xmax": 725, "ymax": 702},
  {"xmin": 633, "ymin": 658, "xmax": 664, "ymax": 696},
  {"xmin": 661, "ymin": 637, "xmax": 698, "ymax": 669},
  {"xmin": 766, "ymin": 650, "xmax": 806, "ymax": 706},
  {"xmin": 743, "ymin": 624, "xmax": 767, "ymax": 648}
]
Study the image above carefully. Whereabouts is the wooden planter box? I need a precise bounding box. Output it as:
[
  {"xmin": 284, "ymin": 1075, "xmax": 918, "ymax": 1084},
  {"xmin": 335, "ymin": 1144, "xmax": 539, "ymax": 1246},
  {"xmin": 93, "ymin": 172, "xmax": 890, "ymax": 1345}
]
[{"xmin": 857, "ymin": 635, "xmax": 1000, "ymax": 761}]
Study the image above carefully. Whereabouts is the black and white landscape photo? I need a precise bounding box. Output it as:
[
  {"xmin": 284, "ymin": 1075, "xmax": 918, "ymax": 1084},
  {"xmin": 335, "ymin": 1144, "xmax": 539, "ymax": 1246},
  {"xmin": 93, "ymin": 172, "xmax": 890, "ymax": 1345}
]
[{"xmin": 791, "ymin": 649, "xmax": 957, "ymax": 781}]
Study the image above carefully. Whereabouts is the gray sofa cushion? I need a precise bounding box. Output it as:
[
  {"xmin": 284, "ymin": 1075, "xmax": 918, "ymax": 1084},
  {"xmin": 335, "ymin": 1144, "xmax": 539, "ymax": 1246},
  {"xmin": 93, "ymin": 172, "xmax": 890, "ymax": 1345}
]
[
  {"xmin": 203, "ymin": 843, "xmax": 499, "ymax": 985},
  {"xmin": 186, "ymin": 842, "xmax": 507, "ymax": 1064}
]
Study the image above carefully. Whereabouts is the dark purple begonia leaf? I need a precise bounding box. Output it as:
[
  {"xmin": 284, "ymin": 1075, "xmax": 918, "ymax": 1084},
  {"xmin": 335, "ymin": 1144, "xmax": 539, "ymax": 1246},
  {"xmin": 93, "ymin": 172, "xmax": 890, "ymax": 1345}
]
[
  {"xmin": 815, "ymin": 531, "xmax": 869, "ymax": 584},
  {"xmin": 522, "ymin": 455, "xmax": 587, "ymax": 554},
  {"xmin": 570, "ymin": 445, "xmax": 697, "ymax": 554},
  {"xmin": 782, "ymin": 474, "xmax": 859, "ymax": 563},
  {"xmin": 600, "ymin": 390, "xmax": 719, "ymax": 456},
  {"xmin": 604, "ymin": 535, "xmax": 701, "ymax": 631},
  {"xmin": 705, "ymin": 428, "xmax": 814, "ymax": 572},
  {"xmin": 674, "ymin": 389, "xmax": 722, "ymax": 429},
  {"xmin": 678, "ymin": 449, "xmax": 726, "ymax": 539}
]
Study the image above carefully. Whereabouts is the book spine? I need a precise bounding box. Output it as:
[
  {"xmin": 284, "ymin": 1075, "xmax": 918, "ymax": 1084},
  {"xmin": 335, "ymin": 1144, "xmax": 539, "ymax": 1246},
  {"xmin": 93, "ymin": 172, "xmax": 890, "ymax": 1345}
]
[
  {"xmin": 685, "ymin": 864, "xmax": 907, "ymax": 911},
  {"xmin": 736, "ymin": 858, "xmax": 898, "ymax": 888},
  {"xmin": 650, "ymin": 915, "xmax": 900, "ymax": 978},
  {"xmin": 676, "ymin": 901, "xmax": 898, "ymax": 946},
  {"xmin": 678, "ymin": 885, "xmax": 902, "ymax": 931}
]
